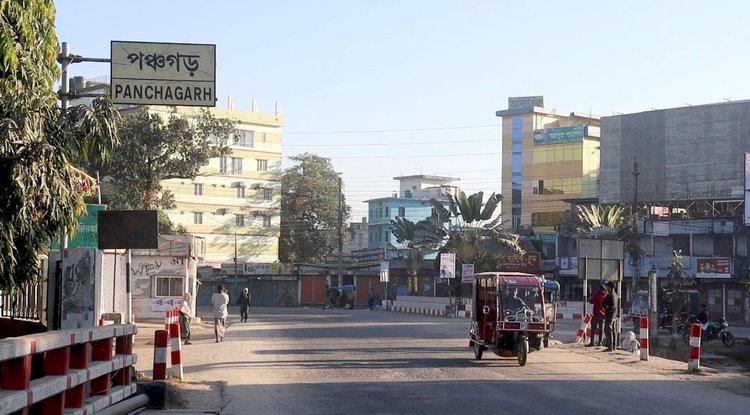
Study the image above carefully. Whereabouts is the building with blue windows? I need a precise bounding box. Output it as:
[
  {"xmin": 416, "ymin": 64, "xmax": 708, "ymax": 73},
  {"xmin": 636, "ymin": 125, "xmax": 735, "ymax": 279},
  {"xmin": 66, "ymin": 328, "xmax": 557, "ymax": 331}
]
[{"xmin": 365, "ymin": 175, "xmax": 458, "ymax": 258}]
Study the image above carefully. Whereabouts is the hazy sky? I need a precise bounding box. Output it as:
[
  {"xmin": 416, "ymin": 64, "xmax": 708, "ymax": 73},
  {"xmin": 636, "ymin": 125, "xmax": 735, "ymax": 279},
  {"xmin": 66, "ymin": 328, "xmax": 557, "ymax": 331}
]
[{"xmin": 55, "ymin": 1, "xmax": 750, "ymax": 220}]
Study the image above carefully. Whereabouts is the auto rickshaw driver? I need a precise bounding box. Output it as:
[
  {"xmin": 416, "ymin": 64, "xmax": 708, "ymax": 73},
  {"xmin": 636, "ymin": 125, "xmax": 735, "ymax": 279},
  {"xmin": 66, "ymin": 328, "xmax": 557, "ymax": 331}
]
[{"xmin": 505, "ymin": 287, "xmax": 528, "ymax": 314}]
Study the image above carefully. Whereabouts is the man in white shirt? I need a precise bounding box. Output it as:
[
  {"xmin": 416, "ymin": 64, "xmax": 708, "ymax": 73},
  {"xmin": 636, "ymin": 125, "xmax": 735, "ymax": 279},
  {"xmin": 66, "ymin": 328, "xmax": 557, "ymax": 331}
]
[{"xmin": 211, "ymin": 284, "xmax": 230, "ymax": 342}]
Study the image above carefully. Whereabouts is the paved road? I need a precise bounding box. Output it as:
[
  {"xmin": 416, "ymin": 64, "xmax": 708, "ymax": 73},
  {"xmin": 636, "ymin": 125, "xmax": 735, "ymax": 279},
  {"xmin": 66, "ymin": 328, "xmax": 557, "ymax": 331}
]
[{"xmin": 134, "ymin": 308, "xmax": 750, "ymax": 415}]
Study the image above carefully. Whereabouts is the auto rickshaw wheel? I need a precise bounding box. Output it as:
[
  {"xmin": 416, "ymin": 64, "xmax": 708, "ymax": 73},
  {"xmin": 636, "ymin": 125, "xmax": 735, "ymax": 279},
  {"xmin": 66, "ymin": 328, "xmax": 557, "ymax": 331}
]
[
  {"xmin": 473, "ymin": 341, "xmax": 484, "ymax": 360},
  {"xmin": 517, "ymin": 338, "xmax": 528, "ymax": 366}
]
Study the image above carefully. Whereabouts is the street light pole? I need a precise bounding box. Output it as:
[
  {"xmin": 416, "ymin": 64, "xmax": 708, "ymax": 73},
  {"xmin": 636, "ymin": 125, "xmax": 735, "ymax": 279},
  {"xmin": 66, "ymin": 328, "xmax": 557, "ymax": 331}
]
[
  {"xmin": 234, "ymin": 230, "xmax": 238, "ymax": 295},
  {"xmin": 337, "ymin": 174, "xmax": 343, "ymax": 287}
]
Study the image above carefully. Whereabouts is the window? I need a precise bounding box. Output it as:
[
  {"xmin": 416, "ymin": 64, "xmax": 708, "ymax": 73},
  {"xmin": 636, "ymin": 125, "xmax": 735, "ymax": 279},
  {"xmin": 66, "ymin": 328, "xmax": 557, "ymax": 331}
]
[
  {"xmin": 219, "ymin": 157, "xmax": 228, "ymax": 174},
  {"xmin": 257, "ymin": 159, "xmax": 268, "ymax": 172},
  {"xmin": 193, "ymin": 212, "xmax": 203, "ymax": 224},
  {"xmin": 236, "ymin": 185, "xmax": 245, "ymax": 198},
  {"xmin": 193, "ymin": 183, "xmax": 203, "ymax": 196},
  {"xmin": 155, "ymin": 276, "xmax": 183, "ymax": 297},
  {"xmin": 384, "ymin": 231, "xmax": 389, "ymax": 242},
  {"xmin": 672, "ymin": 235, "xmax": 690, "ymax": 255},
  {"xmin": 231, "ymin": 157, "xmax": 243, "ymax": 174},
  {"xmin": 531, "ymin": 211, "xmax": 566, "ymax": 227},
  {"xmin": 234, "ymin": 130, "xmax": 254, "ymax": 147},
  {"xmin": 263, "ymin": 188, "xmax": 273, "ymax": 201},
  {"xmin": 714, "ymin": 235, "xmax": 733, "ymax": 256},
  {"xmin": 398, "ymin": 207, "xmax": 405, "ymax": 217},
  {"xmin": 235, "ymin": 214, "xmax": 245, "ymax": 227},
  {"xmin": 384, "ymin": 207, "xmax": 390, "ymax": 217},
  {"xmin": 263, "ymin": 215, "xmax": 272, "ymax": 228}
]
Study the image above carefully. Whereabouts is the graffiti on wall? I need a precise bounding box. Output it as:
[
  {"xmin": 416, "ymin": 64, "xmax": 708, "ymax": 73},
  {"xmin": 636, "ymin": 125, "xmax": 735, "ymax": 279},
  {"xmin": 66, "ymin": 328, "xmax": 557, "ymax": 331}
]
[
  {"xmin": 61, "ymin": 249, "xmax": 98, "ymax": 329},
  {"xmin": 130, "ymin": 257, "xmax": 187, "ymax": 296}
]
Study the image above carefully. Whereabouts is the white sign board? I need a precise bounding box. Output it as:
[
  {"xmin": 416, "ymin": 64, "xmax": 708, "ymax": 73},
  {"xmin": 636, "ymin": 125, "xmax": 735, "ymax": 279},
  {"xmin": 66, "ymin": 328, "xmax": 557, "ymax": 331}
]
[
  {"xmin": 440, "ymin": 253, "xmax": 455, "ymax": 279},
  {"xmin": 379, "ymin": 261, "xmax": 390, "ymax": 283},
  {"xmin": 111, "ymin": 41, "xmax": 216, "ymax": 106}
]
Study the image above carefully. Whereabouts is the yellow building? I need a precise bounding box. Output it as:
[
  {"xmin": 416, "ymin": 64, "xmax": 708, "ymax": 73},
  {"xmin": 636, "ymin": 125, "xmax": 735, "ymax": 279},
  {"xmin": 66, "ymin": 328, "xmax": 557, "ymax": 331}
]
[
  {"xmin": 496, "ymin": 98, "xmax": 600, "ymax": 240},
  {"xmin": 153, "ymin": 104, "xmax": 284, "ymax": 268}
]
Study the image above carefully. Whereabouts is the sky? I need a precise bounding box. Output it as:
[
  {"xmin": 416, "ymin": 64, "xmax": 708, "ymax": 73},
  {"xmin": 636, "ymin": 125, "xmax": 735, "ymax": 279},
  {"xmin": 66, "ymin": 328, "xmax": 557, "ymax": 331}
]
[{"xmin": 54, "ymin": 1, "xmax": 750, "ymax": 220}]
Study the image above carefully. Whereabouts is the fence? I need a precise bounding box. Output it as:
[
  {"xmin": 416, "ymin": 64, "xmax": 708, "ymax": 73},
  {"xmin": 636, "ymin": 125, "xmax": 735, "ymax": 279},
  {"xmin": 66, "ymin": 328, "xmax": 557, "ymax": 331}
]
[
  {"xmin": 0, "ymin": 279, "xmax": 45, "ymax": 321},
  {"xmin": 0, "ymin": 324, "xmax": 138, "ymax": 414}
]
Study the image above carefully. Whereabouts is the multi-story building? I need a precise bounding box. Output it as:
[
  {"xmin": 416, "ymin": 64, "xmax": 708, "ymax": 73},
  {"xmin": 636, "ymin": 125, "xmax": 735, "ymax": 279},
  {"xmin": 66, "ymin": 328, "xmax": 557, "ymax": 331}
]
[
  {"xmin": 592, "ymin": 100, "xmax": 750, "ymax": 323},
  {"xmin": 495, "ymin": 97, "xmax": 601, "ymax": 266},
  {"xmin": 157, "ymin": 104, "xmax": 284, "ymax": 268},
  {"xmin": 343, "ymin": 218, "xmax": 369, "ymax": 254},
  {"xmin": 365, "ymin": 175, "xmax": 458, "ymax": 257}
]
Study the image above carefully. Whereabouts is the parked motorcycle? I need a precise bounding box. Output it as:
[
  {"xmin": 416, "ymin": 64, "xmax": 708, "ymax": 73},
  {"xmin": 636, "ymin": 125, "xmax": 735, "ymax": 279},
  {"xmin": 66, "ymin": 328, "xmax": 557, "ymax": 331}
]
[{"xmin": 681, "ymin": 316, "xmax": 735, "ymax": 347}]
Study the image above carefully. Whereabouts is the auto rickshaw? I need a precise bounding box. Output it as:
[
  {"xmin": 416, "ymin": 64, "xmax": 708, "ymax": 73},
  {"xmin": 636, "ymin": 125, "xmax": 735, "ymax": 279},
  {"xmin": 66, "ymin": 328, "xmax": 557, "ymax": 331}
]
[{"xmin": 468, "ymin": 272, "xmax": 557, "ymax": 366}]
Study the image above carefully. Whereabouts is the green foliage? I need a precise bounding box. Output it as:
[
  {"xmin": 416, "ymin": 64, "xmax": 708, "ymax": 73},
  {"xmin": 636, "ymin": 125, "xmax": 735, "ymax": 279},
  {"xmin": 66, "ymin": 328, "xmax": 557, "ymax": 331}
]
[
  {"xmin": 279, "ymin": 153, "xmax": 351, "ymax": 263},
  {"xmin": 1, "ymin": 0, "xmax": 119, "ymax": 289},
  {"xmin": 662, "ymin": 250, "xmax": 697, "ymax": 330},
  {"xmin": 101, "ymin": 108, "xmax": 234, "ymax": 228},
  {"xmin": 577, "ymin": 204, "xmax": 630, "ymax": 238}
]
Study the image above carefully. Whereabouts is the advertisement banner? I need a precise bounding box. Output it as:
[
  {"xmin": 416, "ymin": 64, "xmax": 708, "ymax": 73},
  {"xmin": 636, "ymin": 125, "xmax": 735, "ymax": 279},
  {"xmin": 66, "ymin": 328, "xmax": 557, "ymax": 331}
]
[
  {"xmin": 379, "ymin": 261, "xmax": 390, "ymax": 283},
  {"xmin": 461, "ymin": 264, "xmax": 475, "ymax": 284},
  {"xmin": 696, "ymin": 257, "xmax": 731, "ymax": 278},
  {"xmin": 558, "ymin": 256, "xmax": 579, "ymax": 276},
  {"xmin": 440, "ymin": 253, "xmax": 455, "ymax": 279},
  {"xmin": 533, "ymin": 125, "xmax": 586, "ymax": 145}
]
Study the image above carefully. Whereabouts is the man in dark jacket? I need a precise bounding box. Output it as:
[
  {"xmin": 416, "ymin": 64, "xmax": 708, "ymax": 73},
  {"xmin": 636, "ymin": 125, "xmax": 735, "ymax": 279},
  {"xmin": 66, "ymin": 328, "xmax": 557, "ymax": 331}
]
[
  {"xmin": 587, "ymin": 284, "xmax": 608, "ymax": 347},
  {"xmin": 602, "ymin": 281, "xmax": 619, "ymax": 352}
]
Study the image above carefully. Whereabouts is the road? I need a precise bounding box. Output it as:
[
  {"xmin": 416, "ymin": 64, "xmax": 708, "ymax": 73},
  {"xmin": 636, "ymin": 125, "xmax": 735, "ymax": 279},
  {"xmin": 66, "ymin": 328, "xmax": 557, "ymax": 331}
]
[{"xmin": 134, "ymin": 308, "xmax": 750, "ymax": 415}]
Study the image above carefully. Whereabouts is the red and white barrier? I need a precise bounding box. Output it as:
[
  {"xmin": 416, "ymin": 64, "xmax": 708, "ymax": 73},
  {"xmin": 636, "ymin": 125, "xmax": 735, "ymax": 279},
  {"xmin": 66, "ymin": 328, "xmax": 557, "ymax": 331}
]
[
  {"xmin": 165, "ymin": 308, "xmax": 179, "ymax": 331},
  {"xmin": 169, "ymin": 322, "xmax": 184, "ymax": 380},
  {"xmin": 639, "ymin": 317, "xmax": 649, "ymax": 361},
  {"xmin": 575, "ymin": 314, "xmax": 593, "ymax": 344},
  {"xmin": 688, "ymin": 323, "xmax": 702, "ymax": 372},
  {"xmin": 391, "ymin": 305, "xmax": 447, "ymax": 317},
  {"xmin": 153, "ymin": 329, "xmax": 168, "ymax": 381},
  {"xmin": 0, "ymin": 324, "xmax": 137, "ymax": 415}
]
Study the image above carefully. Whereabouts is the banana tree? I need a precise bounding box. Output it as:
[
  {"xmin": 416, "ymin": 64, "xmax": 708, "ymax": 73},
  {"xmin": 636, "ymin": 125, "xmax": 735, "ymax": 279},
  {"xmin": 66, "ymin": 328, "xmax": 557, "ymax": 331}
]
[{"xmin": 390, "ymin": 216, "xmax": 444, "ymax": 294}]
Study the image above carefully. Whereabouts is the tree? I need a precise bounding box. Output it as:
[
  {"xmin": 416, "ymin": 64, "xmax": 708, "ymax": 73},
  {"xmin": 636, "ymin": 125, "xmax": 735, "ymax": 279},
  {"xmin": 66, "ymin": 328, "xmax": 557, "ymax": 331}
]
[
  {"xmin": 1, "ymin": 0, "xmax": 119, "ymax": 290},
  {"xmin": 427, "ymin": 190, "xmax": 521, "ymax": 296},
  {"xmin": 662, "ymin": 250, "xmax": 697, "ymax": 343},
  {"xmin": 279, "ymin": 153, "xmax": 351, "ymax": 263},
  {"xmin": 389, "ymin": 216, "xmax": 444, "ymax": 295},
  {"xmin": 101, "ymin": 108, "xmax": 235, "ymax": 233}
]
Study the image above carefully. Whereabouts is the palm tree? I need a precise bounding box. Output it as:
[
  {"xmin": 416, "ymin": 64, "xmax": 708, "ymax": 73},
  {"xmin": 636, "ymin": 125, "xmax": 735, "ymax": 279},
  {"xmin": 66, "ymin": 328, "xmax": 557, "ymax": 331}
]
[{"xmin": 390, "ymin": 216, "xmax": 443, "ymax": 294}]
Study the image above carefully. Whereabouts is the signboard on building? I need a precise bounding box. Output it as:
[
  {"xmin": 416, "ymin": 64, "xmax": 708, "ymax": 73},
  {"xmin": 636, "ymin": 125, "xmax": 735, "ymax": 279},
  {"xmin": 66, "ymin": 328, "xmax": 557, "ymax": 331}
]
[
  {"xmin": 352, "ymin": 248, "xmax": 385, "ymax": 266},
  {"xmin": 379, "ymin": 261, "xmax": 390, "ymax": 283},
  {"xmin": 110, "ymin": 41, "xmax": 216, "ymax": 106},
  {"xmin": 497, "ymin": 252, "xmax": 540, "ymax": 273},
  {"xmin": 508, "ymin": 95, "xmax": 544, "ymax": 109},
  {"xmin": 558, "ymin": 256, "xmax": 579, "ymax": 276},
  {"xmin": 696, "ymin": 257, "xmax": 731, "ymax": 279},
  {"xmin": 745, "ymin": 153, "xmax": 750, "ymax": 225},
  {"xmin": 244, "ymin": 263, "xmax": 281, "ymax": 275},
  {"xmin": 440, "ymin": 253, "xmax": 455, "ymax": 279},
  {"xmin": 533, "ymin": 125, "xmax": 586, "ymax": 145}
]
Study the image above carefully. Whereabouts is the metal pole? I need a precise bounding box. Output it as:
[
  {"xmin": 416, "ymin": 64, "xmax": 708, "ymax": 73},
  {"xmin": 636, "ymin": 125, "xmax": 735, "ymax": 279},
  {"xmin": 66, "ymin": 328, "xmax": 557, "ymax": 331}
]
[
  {"xmin": 337, "ymin": 175, "xmax": 343, "ymax": 287},
  {"xmin": 126, "ymin": 249, "xmax": 132, "ymax": 324},
  {"xmin": 582, "ymin": 258, "xmax": 588, "ymax": 317},
  {"xmin": 234, "ymin": 230, "xmax": 238, "ymax": 296},
  {"xmin": 58, "ymin": 42, "xmax": 71, "ymax": 328}
]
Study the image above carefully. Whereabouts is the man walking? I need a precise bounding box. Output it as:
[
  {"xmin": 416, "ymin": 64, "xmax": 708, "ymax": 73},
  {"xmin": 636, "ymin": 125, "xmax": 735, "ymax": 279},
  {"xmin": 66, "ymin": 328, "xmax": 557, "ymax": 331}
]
[
  {"xmin": 602, "ymin": 281, "xmax": 619, "ymax": 352},
  {"xmin": 587, "ymin": 284, "xmax": 607, "ymax": 347}
]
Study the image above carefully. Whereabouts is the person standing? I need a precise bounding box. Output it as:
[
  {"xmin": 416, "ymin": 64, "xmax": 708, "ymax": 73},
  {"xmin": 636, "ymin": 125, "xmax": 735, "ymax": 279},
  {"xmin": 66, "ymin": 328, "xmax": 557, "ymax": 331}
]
[
  {"xmin": 587, "ymin": 284, "xmax": 607, "ymax": 347},
  {"xmin": 602, "ymin": 281, "xmax": 619, "ymax": 352},
  {"xmin": 179, "ymin": 292, "xmax": 193, "ymax": 345},
  {"xmin": 211, "ymin": 284, "xmax": 229, "ymax": 342},
  {"xmin": 238, "ymin": 288, "xmax": 251, "ymax": 322}
]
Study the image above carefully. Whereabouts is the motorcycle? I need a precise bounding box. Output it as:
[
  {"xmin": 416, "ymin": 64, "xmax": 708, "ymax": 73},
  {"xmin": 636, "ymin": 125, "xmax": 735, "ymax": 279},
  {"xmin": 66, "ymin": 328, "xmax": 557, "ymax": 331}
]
[{"xmin": 681, "ymin": 316, "xmax": 735, "ymax": 347}]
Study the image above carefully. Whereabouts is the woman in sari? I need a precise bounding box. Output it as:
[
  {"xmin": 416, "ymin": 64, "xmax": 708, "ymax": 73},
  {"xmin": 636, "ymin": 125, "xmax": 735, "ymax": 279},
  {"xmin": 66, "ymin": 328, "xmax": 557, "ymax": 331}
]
[{"xmin": 179, "ymin": 292, "xmax": 193, "ymax": 345}]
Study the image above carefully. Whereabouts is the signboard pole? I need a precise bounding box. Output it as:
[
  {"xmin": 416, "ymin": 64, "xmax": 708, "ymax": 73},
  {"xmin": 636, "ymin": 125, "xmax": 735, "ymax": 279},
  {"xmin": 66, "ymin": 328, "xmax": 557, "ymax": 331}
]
[
  {"xmin": 126, "ymin": 249, "xmax": 132, "ymax": 324},
  {"xmin": 582, "ymin": 258, "xmax": 588, "ymax": 319}
]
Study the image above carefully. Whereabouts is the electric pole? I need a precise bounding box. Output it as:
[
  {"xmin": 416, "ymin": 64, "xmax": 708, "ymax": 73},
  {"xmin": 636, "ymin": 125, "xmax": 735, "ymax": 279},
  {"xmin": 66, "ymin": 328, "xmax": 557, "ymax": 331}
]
[
  {"xmin": 337, "ymin": 175, "xmax": 343, "ymax": 287},
  {"xmin": 632, "ymin": 157, "xmax": 641, "ymax": 299}
]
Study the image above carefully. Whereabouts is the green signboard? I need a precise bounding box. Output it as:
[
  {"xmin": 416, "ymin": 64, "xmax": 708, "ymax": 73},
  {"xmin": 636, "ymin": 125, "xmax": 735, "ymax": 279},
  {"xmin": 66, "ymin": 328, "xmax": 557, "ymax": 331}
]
[
  {"xmin": 51, "ymin": 204, "xmax": 106, "ymax": 249},
  {"xmin": 533, "ymin": 125, "xmax": 585, "ymax": 145}
]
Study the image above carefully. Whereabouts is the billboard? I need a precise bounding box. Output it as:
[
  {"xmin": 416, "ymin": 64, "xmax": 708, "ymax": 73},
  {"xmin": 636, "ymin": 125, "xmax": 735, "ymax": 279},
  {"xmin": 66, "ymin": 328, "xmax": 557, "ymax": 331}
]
[
  {"xmin": 497, "ymin": 252, "xmax": 540, "ymax": 273},
  {"xmin": 461, "ymin": 263, "xmax": 475, "ymax": 284},
  {"xmin": 439, "ymin": 253, "xmax": 455, "ymax": 279},
  {"xmin": 111, "ymin": 41, "xmax": 216, "ymax": 106},
  {"xmin": 52, "ymin": 204, "xmax": 105, "ymax": 249},
  {"xmin": 696, "ymin": 257, "xmax": 731, "ymax": 279},
  {"xmin": 98, "ymin": 210, "xmax": 159, "ymax": 249}
]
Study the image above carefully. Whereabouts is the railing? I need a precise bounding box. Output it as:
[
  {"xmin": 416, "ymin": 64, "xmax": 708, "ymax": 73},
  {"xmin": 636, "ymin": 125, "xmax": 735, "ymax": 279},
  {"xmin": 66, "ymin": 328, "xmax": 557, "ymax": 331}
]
[
  {"xmin": 0, "ymin": 324, "xmax": 138, "ymax": 415},
  {"xmin": 0, "ymin": 279, "xmax": 45, "ymax": 321}
]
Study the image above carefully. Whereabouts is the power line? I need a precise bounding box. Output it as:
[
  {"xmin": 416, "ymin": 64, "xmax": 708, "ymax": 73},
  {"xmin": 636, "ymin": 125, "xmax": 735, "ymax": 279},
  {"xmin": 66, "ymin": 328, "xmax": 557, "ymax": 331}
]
[
  {"xmin": 284, "ymin": 124, "xmax": 501, "ymax": 135},
  {"xmin": 283, "ymin": 138, "xmax": 499, "ymax": 147}
]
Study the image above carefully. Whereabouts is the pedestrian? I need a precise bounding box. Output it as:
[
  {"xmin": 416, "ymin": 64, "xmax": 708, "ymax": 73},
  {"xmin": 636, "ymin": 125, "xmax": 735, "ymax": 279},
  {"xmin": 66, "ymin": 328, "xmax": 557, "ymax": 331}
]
[
  {"xmin": 367, "ymin": 291, "xmax": 374, "ymax": 310},
  {"xmin": 238, "ymin": 287, "xmax": 251, "ymax": 322},
  {"xmin": 602, "ymin": 280, "xmax": 619, "ymax": 352},
  {"xmin": 179, "ymin": 292, "xmax": 193, "ymax": 345},
  {"xmin": 211, "ymin": 284, "xmax": 229, "ymax": 342},
  {"xmin": 586, "ymin": 284, "xmax": 607, "ymax": 347}
]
